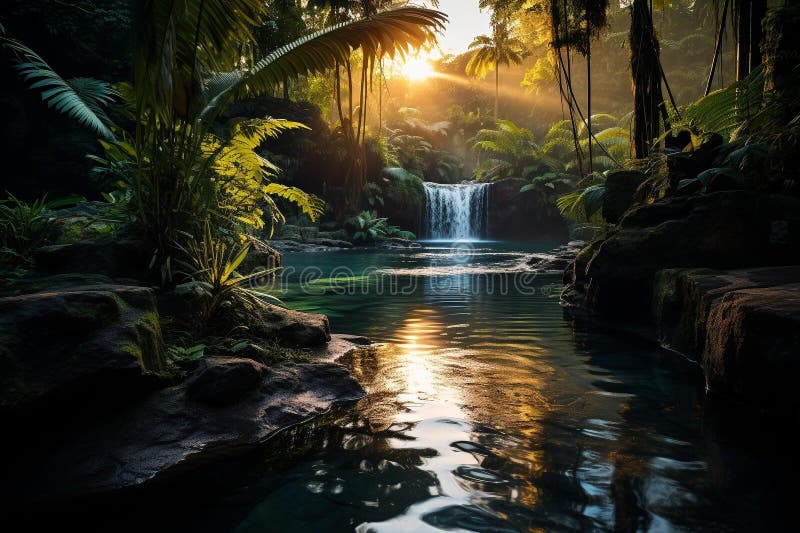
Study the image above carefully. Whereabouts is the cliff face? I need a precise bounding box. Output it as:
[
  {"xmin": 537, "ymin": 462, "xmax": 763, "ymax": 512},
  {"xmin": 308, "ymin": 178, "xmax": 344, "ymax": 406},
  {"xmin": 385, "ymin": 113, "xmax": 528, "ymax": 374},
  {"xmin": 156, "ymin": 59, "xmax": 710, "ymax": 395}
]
[
  {"xmin": 652, "ymin": 267, "xmax": 800, "ymax": 416},
  {"xmin": 562, "ymin": 190, "xmax": 800, "ymax": 417}
]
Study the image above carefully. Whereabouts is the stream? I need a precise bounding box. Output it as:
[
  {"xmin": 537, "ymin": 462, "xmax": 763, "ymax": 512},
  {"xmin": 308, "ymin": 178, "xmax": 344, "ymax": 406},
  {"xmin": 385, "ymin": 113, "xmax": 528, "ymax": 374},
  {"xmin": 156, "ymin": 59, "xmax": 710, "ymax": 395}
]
[{"xmin": 163, "ymin": 241, "xmax": 791, "ymax": 532}]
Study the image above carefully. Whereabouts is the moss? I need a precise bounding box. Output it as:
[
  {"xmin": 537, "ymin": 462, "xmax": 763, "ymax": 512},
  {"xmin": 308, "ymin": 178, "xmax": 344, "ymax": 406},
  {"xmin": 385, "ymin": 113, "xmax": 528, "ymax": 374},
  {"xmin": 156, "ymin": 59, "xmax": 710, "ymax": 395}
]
[
  {"xmin": 63, "ymin": 292, "xmax": 125, "ymax": 332},
  {"xmin": 124, "ymin": 310, "xmax": 166, "ymax": 373},
  {"xmin": 251, "ymin": 340, "xmax": 315, "ymax": 367}
]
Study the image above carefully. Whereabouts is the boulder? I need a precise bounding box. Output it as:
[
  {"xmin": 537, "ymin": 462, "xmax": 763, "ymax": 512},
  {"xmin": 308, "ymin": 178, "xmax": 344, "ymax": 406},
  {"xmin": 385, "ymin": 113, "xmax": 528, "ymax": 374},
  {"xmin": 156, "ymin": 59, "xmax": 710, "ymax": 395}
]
[
  {"xmin": 652, "ymin": 266, "xmax": 800, "ymax": 415},
  {"xmin": 528, "ymin": 241, "xmax": 585, "ymax": 274},
  {"xmin": 33, "ymin": 237, "xmax": 150, "ymax": 279},
  {"xmin": 255, "ymin": 304, "xmax": 331, "ymax": 347},
  {"xmin": 310, "ymin": 238, "xmax": 353, "ymax": 248},
  {"xmin": 271, "ymin": 240, "xmax": 349, "ymax": 253},
  {"xmin": 317, "ymin": 230, "xmax": 349, "ymax": 241},
  {"xmin": 602, "ymin": 170, "xmax": 646, "ymax": 224},
  {"xmin": 187, "ymin": 356, "xmax": 268, "ymax": 406},
  {"xmin": 0, "ymin": 283, "xmax": 166, "ymax": 415},
  {"xmin": 379, "ymin": 237, "xmax": 420, "ymax": 249},
  {"xmin": 8, "ymin": 359, "xmax": 365, "ymax": 504},
  {"xmin": 239, "ymin": 236, "xmax": 281, "ymax": 274},
  {"xmin": 564, "ymin": 191, "xmax": 800, "ymax": 316}
]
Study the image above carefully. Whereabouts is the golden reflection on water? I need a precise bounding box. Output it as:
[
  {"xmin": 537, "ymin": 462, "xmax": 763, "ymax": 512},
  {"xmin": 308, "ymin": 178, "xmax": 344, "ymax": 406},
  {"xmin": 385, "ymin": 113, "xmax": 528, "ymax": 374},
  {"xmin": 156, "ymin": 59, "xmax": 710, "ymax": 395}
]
[{"xmin": 341, "ymin": 306, "xmax": 575, "ymax": 517}]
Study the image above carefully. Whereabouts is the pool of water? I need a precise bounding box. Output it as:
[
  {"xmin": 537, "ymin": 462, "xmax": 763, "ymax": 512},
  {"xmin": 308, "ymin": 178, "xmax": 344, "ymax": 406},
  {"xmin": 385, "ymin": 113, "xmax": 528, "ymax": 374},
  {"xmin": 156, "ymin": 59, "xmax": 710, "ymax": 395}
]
[{"xmin": 170, "ymin": 242, "xmax": 791, "ymax": 532}]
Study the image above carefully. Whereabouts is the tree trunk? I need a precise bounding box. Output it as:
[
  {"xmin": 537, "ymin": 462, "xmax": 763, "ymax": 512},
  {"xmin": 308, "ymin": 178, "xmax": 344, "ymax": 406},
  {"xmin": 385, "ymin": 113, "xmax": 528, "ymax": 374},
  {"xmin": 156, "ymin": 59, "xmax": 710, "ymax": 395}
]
[
  {"xmin": 630, "ymin": 0, "xmax": 666, "ymax": 159},
  {"xmin": 736, "ymin": 0, "xmax": 768, "ymax": 80},
  {"xmin": 587, "ymin": 40, "xmax": 593, "ymax": 173},
  {"xmin": 495, "ymin": 63, "xmax": 499, "ymax": 120}
]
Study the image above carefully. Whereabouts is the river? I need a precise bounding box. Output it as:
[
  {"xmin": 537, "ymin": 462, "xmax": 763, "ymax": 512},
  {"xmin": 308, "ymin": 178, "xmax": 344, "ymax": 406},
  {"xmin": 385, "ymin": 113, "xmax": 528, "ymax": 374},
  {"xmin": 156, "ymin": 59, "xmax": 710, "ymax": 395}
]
[{"xmin": 164, "ymin": 241, "xmax": 791, "ymax": 532}]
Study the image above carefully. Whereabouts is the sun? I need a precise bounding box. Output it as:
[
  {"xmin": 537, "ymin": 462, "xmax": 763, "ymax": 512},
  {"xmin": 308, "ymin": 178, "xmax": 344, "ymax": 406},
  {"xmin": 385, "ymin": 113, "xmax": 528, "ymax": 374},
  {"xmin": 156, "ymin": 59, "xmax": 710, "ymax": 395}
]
[{"xmin": 400, "ymin": 56, "xmax": 435, "ymax": 82}]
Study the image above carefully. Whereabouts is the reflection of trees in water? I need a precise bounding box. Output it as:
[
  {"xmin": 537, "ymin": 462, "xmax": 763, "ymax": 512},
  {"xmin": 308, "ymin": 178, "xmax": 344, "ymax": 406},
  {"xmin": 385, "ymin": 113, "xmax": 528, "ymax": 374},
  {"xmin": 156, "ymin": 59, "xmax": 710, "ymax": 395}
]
[
  {"xmin": 247, "ymin": 407, "xmax": 441, "ymax": 530},
  {"xmin": 237, "ymin": 304, "xmax": 790, "ymax": 532}
]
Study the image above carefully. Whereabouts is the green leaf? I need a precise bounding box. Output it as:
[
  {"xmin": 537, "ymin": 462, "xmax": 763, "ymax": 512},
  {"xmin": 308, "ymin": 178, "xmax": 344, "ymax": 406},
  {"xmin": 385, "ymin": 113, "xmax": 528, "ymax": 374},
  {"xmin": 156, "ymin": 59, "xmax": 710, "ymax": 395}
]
[{"xmin": 2, "ymin": 37, "xmax": 118, "ymax": 139}]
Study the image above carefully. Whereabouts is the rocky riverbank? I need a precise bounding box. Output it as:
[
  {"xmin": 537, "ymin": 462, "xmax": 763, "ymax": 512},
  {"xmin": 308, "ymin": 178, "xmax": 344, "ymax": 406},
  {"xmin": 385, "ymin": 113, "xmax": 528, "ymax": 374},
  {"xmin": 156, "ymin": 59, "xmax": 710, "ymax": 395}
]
[
  {"xmin": 0, "ymin": 269, "xmax": 371, "ymax": 505},
  {"xmin": 562, "ymin": 190, "xmax": 800, "ymax": 417}
]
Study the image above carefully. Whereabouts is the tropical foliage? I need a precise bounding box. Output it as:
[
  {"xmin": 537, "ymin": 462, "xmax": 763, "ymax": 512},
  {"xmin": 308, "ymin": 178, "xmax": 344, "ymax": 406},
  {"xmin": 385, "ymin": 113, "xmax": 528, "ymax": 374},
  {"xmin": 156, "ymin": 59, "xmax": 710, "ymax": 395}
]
[
  {"xmin": 174, "ymin": 223, "xmax": 280, "ymax": 332},
  {"xmin": 0, "ymin": 194, "xmax": 82, "ymax": 268},
  {"xmin": 347, "ymin": 211, "xmax": 415, "ymax": 243},
  {"xmin": 0, "ymin": 25, "xmax": 119, "ymax": 142},
  {"xmin": 466, "ymin": 19, "xmax": 526, "ymax": 119},
  {"xmin": 472, "ymin": 119, "xmax": 549, "ymax": 181}
]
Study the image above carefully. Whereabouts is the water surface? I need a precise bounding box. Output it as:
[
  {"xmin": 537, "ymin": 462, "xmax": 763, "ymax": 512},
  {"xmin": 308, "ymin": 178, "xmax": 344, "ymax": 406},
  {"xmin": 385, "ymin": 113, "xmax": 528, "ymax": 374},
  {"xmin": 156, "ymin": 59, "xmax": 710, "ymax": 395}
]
[{"xmin": 180, "ymin": 242, "xmax": 790, "ymax": 532}]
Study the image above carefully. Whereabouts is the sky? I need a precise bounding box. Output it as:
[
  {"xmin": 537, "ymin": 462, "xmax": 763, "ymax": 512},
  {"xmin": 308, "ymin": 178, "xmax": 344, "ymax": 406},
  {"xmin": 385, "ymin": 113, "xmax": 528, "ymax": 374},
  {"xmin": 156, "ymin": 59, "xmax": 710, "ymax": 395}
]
[{"xmin": 428, "ymin": 0, "xmax": 492, "ymax": 55}]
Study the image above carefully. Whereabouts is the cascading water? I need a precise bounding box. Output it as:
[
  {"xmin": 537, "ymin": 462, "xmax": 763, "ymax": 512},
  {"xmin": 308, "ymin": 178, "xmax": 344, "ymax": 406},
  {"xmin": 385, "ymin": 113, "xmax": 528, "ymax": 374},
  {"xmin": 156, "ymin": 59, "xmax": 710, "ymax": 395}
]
[{"xmin": 423, "ymin": 182, "xmax": 489, "ymax": 240}]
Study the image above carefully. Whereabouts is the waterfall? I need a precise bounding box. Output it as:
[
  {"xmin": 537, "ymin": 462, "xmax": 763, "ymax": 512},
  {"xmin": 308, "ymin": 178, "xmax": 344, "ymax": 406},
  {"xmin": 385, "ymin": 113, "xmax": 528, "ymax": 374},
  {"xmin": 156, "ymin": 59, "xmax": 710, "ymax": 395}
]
[{"xmin": 423, "ymin": 182, "xmax": 490, "ymax": 240}]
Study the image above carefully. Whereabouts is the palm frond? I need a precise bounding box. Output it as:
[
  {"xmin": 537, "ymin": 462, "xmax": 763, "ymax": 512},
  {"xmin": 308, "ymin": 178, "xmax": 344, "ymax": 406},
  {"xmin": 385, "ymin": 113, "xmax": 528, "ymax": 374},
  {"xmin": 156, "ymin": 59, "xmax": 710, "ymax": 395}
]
[
  {"xmin": 2, "ymin": 37, "xmax": 118, "ymax": 139},
  {"xmin": 201, "ymin": 8, "xmax": 446, "ymax": 122}
]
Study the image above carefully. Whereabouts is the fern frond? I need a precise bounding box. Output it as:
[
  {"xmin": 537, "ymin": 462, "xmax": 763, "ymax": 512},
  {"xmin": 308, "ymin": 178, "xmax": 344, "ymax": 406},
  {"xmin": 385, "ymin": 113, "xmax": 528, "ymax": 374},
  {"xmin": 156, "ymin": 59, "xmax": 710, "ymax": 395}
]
[{"xmin": 263, "ymin": 183, "xmax": 325, "ymax": 222}]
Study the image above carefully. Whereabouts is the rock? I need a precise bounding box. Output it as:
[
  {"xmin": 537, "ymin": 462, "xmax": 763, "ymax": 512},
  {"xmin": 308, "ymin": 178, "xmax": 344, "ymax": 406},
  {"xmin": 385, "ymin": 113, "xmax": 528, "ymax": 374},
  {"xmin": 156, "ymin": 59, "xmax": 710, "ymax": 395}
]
[
  {"xmin": 528, "ymin": 241, "xmax": 585, "ymax": 274},
  {"xmin": 379, "ymin": 237, "xmax": 420, "ymax": 249},
  {"xmin": 33, "ymin": 237, "xmax": 150, "ymax": 279},
  {"xmin": 570, "ymin": 224, "xmax": 599, "ymax": 241},
  {"xmin": 0, "ymin": 273, "xmax": 118, "ymax": 296},
  {"xmin": 271, "ymin": 240, "xmax": 349, "ymax": 253},
  {"xmin": 8, "ymin": 359, "xmax": 365, "ymax": 504},
  {"xmin": 187, "ymin": 356, "xmax": 267, "ymax": 406},
  {"xmin": 312, "ymin": 334, "xmax": 374, "ymax": 363},
  {"xmin": 667, "ymin": 134, "xmax": 724, "ymax": 182},
  {"xmin": 0, "ymin": 283, "xmax": 166, "ymax": 415},
  {"xmin": 602, "ymin": 170, "xmax": 646, "ymax": 224},
  {"xmin": 310, "ymin": 238, "xmax": 353, "ymax": 248},
  {"xmin": 239, "ymin": 236, "xmax": 281, "ymax": 274},
  {"xmin": 317, "ymin": 229, "xmax": 349, "ymax": 241},
  {"xmin": 705, "ymin": 170, "xmax": 743, "ymax": 193},
  {"xmin": 652, "ymin": 266, "xmax": 800, "ymax": 415},
  {"xmin": 255, "ymin": 304, "xmax": 331, "ymax": 347},
  {"xmin": 564, "ymin": 191, "xmax": 800, "ymax": 316},
  {"xmin": 277, "ymin": 224, "xmax": 303, "ymax": 241},
  {"xmin": 299, "ymin": 226, "xmax": 319, "ymax": 241},
  {"xmin": 488, "ymin": 178, "xmax": 568, "ymax": 239}
]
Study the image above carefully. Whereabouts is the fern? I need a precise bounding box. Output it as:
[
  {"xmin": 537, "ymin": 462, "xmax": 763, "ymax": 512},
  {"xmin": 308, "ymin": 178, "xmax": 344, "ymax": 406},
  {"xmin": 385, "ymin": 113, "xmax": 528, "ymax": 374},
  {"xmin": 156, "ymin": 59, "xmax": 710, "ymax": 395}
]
[
  {"xmin": 557, "ymin": 185, "xmax": 606, "ymax": 221},
  {"xmin": 263, "ymin": 183, "xmax": 325, "ymax": 222},
  {"xmin": 673, "ymin": 67, "xmax": 767, "ymax": 140}
]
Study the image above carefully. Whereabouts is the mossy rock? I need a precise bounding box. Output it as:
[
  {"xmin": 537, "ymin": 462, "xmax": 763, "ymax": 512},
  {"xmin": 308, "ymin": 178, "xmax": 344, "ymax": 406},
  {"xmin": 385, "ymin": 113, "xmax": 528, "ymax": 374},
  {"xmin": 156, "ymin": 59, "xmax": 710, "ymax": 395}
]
[
  {"xmin": 602, "ymin": 170, "xmax": 646, "ymax": 224},
  {"xmin": 298, "ymin": 226, "xmax": 320, "ymax": 241},
  {"xmin": 0, "ymin": 283, "xmax": 167, "ymax": 415},
  {"xmin": 317, "ymin": 230, "xmax": 349, "ymax": 241}
]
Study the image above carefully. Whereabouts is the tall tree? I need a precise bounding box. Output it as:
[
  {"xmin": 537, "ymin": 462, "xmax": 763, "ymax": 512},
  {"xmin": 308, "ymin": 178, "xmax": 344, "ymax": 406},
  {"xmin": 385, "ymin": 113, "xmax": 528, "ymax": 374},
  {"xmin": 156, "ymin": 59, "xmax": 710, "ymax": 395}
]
[
  {"xmin": 465, "ymin": 19, "xmax": 526, "ymax": 120},
  {"xmin": 307, "ymin": 0, "xmax": 445, "ymax": 213},
  {"xmin": 735, "ymin": 0, "xmax": 767, "ymax": 80},
  {"xmin": 629, "ymin": 0, "xmax": 667, "ymax": 158},
  {"xmin": 548, "ymin": 1, "xmax": 609, "ymax": 172}
]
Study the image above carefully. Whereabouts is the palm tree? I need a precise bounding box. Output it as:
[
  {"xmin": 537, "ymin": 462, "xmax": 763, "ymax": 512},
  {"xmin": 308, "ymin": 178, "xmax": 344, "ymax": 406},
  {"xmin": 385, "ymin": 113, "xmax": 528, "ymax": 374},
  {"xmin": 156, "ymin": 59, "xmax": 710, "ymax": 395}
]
[
  {"xmin": 3, "ymin": 2, "xmax": 446, "ymax": 280},
  {"xmin": 466, "ymin": 19, "xmax": 526, "ymax": 120}
]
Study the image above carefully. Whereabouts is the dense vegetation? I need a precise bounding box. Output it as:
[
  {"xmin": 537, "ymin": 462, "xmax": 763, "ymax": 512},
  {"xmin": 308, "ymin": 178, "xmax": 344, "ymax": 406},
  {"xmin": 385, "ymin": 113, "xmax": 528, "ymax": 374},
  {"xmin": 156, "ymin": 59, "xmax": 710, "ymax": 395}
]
[{"xmin": 2, "ymin": 0, "xmax": 799, "ymax": 358}]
